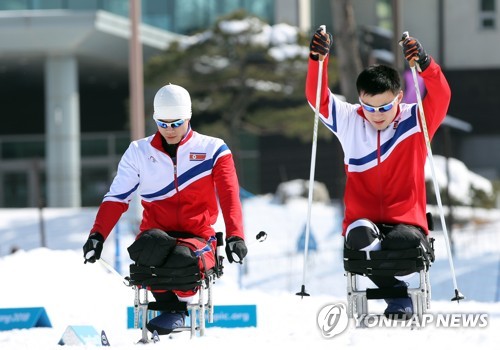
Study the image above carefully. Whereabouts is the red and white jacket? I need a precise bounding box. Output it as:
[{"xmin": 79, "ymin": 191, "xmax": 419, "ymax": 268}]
[
  {"xmin": 90, "ymin": 126, "xmax": 244, "ymax": 241},
  {"xmin": 306, "ymin": 57, "xmax": 451, "ymax": 235}
]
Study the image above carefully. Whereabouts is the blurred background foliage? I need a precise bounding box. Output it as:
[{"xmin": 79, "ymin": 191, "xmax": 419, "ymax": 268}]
[{"xmin": 144, "ymin": 10, "xmax": 339, "ymax": 151}]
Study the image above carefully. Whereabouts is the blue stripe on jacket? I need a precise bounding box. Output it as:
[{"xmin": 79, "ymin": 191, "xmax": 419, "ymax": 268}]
[
  {"xmin": 348, "ymin": 106, "xmax": 418, "ymax": 167},
  {"xmin": 142, "ymin": 144, "xmax": 229, "ymax": 199},
  {"xmin": 105, "ymin": 183, "xmax": 140, "ymax": 200}
]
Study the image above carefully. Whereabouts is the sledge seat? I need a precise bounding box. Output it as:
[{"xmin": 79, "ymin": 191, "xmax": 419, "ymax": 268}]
[
  {"xmin": 343, "ymin": 240, "xmax": 434, "ymax": 322},
  {"xmin": 125, "ymin": 232, "xmax": 224, "ymax": 342}
]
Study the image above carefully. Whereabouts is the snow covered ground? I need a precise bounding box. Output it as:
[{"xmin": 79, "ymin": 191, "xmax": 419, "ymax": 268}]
[{"xmin": 0, "ymin": 195, "xmax": 499, "ymax": 349}]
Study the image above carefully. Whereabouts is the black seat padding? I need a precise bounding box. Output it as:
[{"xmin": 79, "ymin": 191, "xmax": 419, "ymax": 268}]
[{"xmin": 343, "ymin": 246, "xmax": 431, "ymax": 277}]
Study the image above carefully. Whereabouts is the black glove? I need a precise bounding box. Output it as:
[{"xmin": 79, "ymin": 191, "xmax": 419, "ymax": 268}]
[
  {"xmin": 401, "ymin": 36, "xmax": 430, "ymax": 71},
  {"xmin": 225, "ymin": 236, "xmax": 248, "ymax": 264},
  {"xmin": 83, "ymin": 232, "xmax": 104, "ymax": 263},
  {"xmin": 309, "ymin": 27, "xmax": 332, "ymax": 61}
]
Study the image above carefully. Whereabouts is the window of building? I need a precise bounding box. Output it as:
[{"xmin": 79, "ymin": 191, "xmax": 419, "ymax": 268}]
[
  {"xmin": 242, "ymin": 0, "xmax": 274, "ymax": 22},
  {"xmin": 0, "ymin": 0, "xmax": 29, "ymax": 10},
  {"xmin": 1, "ymin": 0, "xmax": 274, "ymax": 34},
  {"xmin": 141, "ymin": 0, "xmax": 274, "ymax": 34},
  {"xmin": 33, "ymin": 0, "xmax": 64, "ymax": 9},
  {"xmin": 67, "ymin": 0, "xmax": 99, "ymax": 10},
  {"xmin": 2, "ymin": 172, "xmax": 30, "ymax": 207},
  {"xmin": 102, "ymin": 0, "xmax": 128, "ymax": 17},
  {"xmin": 480, "ymin": 0, "xmax": 496, "ymax": 29}
]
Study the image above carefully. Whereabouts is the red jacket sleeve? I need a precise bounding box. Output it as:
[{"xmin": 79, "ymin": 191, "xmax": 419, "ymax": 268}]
[
  {"xmin": 213, "ymin": 153, "xmax": 244, "ymax": 240},
  {"xmin": 305, "ymin": 55, "xmax": 331, "ymax": 118},
  {"xmin": 418, "ymin": 58, "xmax": 451, "ymax": 139},
  {"xmin": 90, "ymin": 201, "xmax": 129, "ymax": 240}
]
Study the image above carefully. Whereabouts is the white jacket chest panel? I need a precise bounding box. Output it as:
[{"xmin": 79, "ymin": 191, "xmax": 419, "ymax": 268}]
[
  {"xmin": 330, "ymin": 101, "xmax": 420, "ymax": 173},
  {"xmin": 133, "ymin": 133, "xmax": 226, "ymax": 201}
]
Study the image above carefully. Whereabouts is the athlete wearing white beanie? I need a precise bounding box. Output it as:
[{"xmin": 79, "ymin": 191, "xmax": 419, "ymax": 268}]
[{"xmin": 153, "ymin": 84, "xmax": 192, "ymax": 120}]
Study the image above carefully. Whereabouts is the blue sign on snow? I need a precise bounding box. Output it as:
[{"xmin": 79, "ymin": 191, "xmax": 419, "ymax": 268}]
[
  {"xmin": 296, "ymin": 224, "xmax": 318, "ymax": 252},
  {"xmin": 127, "ymin": 304, "xmax": 257, "ymax": 329},
  {"xmin": 0, "ymin": 307, "xmax": 52, "ymax": 331},
  {"xmin": 57, "ymin": 325, "xmax": 101, "ymax": 346},
  {"xmin": 206, "ymin": 304, "xmax": 257, "ymax": 328}
]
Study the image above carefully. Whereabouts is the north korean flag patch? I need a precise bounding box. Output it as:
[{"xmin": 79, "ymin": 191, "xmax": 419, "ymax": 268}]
[{"xmin": 189, "ymin": 152, "xmax": 206, "ymax": 161}]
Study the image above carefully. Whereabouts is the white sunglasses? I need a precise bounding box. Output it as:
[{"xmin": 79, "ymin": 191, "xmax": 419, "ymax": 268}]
[
  {"xmin": 155, "ymin": 119, "xmax": 186, "ymax": 129},
  {"xmin": 359, "ymin": 94, "xmax": 400, "ymax": 113}
]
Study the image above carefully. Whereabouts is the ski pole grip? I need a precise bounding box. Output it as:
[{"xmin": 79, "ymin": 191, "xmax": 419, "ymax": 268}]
[
  {"xmin": 215, "ymin": 232, "xmax": 224, "ymax": 265},
  {"xmin": 318, "ymin": 25, "xmax": 327, "ymax": 62},
  {"xmin": 216, "ymin": 231, "xmax": 224, "ymax": 246},
  {"xmin": 400, "ymin": 31, "xmax": 417, "ymax": 68}
]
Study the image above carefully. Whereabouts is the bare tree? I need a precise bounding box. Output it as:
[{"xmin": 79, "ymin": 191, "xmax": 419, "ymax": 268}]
[{"xmin": 331, "ymin": 0, "xmax": 363, "ymax": 102}]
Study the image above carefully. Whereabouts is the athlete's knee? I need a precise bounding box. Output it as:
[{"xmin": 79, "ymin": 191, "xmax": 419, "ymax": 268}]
[{"xmin": 345, "ymin": 218, "xmax": 382, "ymax": 251}]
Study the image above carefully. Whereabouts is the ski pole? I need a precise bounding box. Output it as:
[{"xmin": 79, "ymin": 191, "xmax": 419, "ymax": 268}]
[
  {"xmin": 401, "ymin": 31, "xmax": 464, "ymax": 302},
  {"xmin": 85, "ymin": 250, "xmax": 127, "ymax": 283},
  {"xmin": 98, "ymin": 257, "xmax": 126, "ymax": 281},
  {"xmin": 297, "ymin": 25, "xmax": 326, "ymax": 298}
]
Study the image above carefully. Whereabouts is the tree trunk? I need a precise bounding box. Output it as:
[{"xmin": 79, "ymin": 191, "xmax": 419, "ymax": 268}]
[{"xmin": 331, "ymin": 0, "xmax": 363, "ymax": 103}]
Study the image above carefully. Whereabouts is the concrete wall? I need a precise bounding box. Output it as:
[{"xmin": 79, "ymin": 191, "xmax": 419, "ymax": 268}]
[
  {"xmin": 401, "ymin": 0, "xmax": 500, "ymax": 69},
  {"xmin": 444, "ymin": 0, "xmax": 500, "ymax": 69}
]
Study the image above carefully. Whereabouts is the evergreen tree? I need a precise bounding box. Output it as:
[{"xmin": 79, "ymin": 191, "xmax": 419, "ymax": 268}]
[{"xmin": 144, "ymin": 10, "xmax": 338, "ymax": 155}]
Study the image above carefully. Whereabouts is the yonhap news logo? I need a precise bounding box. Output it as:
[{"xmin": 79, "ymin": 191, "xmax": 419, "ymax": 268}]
[
  {"xmin": 317, "ymin": 302, "xmax": 489, "ymax": 337},
  {"xmin": 355, "ymin": 313, "xmax": 489, "ymax": 328},
  {"xmin": 317, "ymin": 303, "xmax": 349, "ymax": 338}
]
